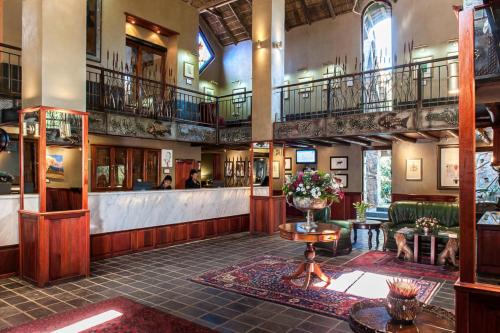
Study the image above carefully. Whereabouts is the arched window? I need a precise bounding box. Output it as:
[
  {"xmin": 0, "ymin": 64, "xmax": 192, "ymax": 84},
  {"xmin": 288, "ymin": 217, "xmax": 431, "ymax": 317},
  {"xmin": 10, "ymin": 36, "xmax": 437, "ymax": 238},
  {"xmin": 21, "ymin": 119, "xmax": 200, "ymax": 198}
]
[{"xmin": 362, "ymin": 1, "xmax": 392, "ymax": 71}]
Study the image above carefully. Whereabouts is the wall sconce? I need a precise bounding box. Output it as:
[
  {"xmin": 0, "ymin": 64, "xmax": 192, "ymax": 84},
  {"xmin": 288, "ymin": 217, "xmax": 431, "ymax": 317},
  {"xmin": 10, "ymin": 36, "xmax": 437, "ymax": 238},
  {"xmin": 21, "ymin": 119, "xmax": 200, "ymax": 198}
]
[
  {"xmin": 272, "ymin": 41, "xmax": 283, "ymax": 49},
  {"xmin": 256, "ymin": 40, "xmax": 263, "ymax": 49},
  {"xmin": 210, "ymin": 80, "xmax": 219, "ymax": 85}
]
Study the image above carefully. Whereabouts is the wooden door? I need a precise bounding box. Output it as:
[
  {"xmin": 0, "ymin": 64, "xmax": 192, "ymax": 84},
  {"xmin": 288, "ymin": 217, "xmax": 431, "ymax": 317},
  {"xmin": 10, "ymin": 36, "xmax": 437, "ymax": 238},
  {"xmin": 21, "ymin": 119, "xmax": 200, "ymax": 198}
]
[{"xmin": 175, "ymin": 159, "xmax": 196, "ymax": 189}]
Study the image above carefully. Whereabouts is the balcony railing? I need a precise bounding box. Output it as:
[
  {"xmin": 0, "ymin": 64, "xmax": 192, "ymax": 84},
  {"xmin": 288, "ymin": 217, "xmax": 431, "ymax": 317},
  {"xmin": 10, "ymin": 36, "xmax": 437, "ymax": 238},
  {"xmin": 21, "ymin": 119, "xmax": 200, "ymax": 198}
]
[{"xmin": 274, "ymin": 56, "xmax": 458, "ymax": 122}]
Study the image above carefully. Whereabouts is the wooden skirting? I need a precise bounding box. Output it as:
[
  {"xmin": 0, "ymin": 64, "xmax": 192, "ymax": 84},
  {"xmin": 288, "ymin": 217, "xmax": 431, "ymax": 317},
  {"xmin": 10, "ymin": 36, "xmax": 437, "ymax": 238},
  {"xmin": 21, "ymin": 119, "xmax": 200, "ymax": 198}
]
[
  {"xmin": 392, "ymin": 193, "xmax": 457, "ymax": 203},
  {"xmin": 0, "ymin": 214, "xmax": 250, "ymax": 278},
  {"xmin": 251, "ymin": 196, "xmax": 286, "ymax": 235},
  {"xmin": 90, "ymin": 214, "xmax": 250, "ymax": 260}
]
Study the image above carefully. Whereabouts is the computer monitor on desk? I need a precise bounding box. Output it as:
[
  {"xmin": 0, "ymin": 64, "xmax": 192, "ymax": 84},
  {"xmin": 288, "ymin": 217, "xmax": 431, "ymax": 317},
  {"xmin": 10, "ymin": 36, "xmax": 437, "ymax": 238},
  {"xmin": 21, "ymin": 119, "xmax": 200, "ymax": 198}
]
[{"xmin": 133, "ymin": 181, "xmax": 153, "ymax": 191}]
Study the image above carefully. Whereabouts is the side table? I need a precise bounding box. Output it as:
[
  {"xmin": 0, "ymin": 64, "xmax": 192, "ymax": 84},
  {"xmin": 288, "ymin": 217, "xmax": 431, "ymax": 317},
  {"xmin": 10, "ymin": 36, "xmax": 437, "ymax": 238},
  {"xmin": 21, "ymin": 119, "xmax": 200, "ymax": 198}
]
[{"xmin": 352, "ymin": 220, "xmax": 382, "ymax": 250}]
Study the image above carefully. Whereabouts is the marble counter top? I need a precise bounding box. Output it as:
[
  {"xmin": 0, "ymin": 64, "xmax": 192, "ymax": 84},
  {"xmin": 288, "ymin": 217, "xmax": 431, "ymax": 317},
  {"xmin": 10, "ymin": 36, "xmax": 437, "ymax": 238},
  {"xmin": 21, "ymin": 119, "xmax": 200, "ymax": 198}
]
[
  {"xmin": 89, "ymin": 187, "xmax": 251, "ymax": 234},
  {"xmin": 0, "ymin": 188, "xmax": 251, "ymax": 246}
]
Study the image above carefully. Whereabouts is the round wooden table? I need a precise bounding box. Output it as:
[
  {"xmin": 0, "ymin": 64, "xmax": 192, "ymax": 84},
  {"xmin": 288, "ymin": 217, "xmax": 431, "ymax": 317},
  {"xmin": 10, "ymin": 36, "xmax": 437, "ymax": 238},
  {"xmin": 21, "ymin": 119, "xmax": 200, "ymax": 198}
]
[
  {"xmin": 352, "ymin": 220, "xmax": 382, "ymax": 250},
  {"xmin": 279, "ymin": 222, "xmax": 340, "ymax": 289},
  {"xmin": 349, "ymin": 299, "xmax": 455, "ymax": 333}
]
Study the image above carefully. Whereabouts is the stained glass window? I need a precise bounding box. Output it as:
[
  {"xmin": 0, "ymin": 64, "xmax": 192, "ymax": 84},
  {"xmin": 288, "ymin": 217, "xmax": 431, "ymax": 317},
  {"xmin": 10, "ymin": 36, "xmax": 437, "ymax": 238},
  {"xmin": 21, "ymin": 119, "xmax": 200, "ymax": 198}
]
[{"xmin": 198, "ymin": 30, "xmax": 215, "ymax": 73}]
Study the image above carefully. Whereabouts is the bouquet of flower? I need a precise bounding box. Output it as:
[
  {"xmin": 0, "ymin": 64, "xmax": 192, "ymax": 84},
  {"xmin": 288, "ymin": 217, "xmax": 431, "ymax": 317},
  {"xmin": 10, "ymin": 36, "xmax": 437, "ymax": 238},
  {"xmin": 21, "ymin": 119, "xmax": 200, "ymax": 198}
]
[
  {"xmin": 282, "ymin": 171, "xmax": 344, "ymax": 202},
  {"xmin": 415, "ymin": 217, "xmax": 439, "ymax": 233}
]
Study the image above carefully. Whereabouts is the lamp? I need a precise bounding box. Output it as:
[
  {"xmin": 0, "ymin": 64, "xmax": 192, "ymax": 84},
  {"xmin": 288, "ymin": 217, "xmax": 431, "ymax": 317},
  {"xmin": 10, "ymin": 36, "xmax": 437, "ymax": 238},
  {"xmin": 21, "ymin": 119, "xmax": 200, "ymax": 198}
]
[
  {"xmin": 272, "ymin": 41, "xmax": 282, "ymax": 49},
  {"xmin": 256, "ymin": 40, "xmax": 263, "ymax": 49}
]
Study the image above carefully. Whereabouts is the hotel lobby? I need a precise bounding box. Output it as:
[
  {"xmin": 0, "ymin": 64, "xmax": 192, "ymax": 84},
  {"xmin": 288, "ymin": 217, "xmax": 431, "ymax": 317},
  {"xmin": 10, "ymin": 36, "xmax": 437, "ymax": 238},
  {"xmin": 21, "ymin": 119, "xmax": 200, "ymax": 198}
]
[{"xmin": 0, "ymin": 0, "xmax": 499, "ymax": 332}]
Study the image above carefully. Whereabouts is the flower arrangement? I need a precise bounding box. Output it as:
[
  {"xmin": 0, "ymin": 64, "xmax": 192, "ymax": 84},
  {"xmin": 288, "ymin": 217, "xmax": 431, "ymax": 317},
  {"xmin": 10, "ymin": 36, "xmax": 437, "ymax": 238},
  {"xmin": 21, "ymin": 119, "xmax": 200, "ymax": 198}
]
[
  {"xmin": 415, "ymin": 217, "xmax": 439, "ymax": 234},
  {"xmin": 282, "ymin": 171, "xmax": 344, "ymax": 202},
  {"xmin": 0, "ymin": 171, "xmax": 14, "ymax": 183},
  {"xmin": 353, "ymin": 201, "xmax": 372, "ymax": 221},
  {"xmin": 387, "ymin": 278, "xmax": 420, "ymax": 299}
]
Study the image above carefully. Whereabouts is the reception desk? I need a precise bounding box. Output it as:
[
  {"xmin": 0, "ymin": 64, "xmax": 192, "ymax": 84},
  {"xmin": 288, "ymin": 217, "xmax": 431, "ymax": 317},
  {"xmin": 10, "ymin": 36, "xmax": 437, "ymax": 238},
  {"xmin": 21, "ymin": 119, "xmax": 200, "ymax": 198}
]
[{"xmin": 0, "ymin": 187, "xmax": 252, "ymax": 276}]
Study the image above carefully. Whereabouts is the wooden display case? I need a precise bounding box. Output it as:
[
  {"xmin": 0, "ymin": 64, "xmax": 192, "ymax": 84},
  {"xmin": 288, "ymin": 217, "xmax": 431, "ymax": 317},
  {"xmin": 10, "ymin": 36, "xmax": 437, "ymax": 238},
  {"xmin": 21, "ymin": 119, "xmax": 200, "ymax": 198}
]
[{"xmin": 18, "ymin": 106, "xmax": 89, "ymax": 287}]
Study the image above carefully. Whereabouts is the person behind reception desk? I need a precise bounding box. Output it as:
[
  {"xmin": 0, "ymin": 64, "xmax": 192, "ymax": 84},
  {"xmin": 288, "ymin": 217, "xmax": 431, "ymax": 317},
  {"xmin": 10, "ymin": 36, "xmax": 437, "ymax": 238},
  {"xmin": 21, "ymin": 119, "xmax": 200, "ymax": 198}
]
[
  {"xmin": 158, "ymin": 175, "xmax": 172, "ymax": 190},
  {"xmin": 185, "ymin": 169, "xmax": 201, "ymax": 189}
]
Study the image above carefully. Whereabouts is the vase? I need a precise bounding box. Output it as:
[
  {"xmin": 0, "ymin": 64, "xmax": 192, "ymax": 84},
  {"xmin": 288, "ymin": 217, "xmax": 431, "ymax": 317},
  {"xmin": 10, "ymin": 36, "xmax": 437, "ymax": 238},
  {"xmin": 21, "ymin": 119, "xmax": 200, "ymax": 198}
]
[
  {"xmin": 292, "ymin": 197, "xmax": 329, "ymax": 229},
  {"xmin": 386, "ymin": 294, "xmax": 420, "ymax": 323},
  {"xmin": 356, "ymin": 210, "xmax": 366, "ymax": 222},
  {"xmin": 423, "ymin": 226, "xmax": 430, "ymax": 235}
]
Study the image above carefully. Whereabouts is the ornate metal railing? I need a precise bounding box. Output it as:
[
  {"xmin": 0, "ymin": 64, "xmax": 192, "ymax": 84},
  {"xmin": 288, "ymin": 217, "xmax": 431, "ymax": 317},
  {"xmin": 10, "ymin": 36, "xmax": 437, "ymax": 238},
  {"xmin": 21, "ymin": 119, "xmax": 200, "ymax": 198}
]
[
  {"xmin": 474, "ymin": 3, "xmax": 500, "ymax": 79},
  {"xmin": 217, "ymin": 91, "xmax": 252, "ymax": 126},
  {"xmin": 86, "ymin": 65, "xmax": 218, "ymax": 126},
  {"xmin": 274, "ymin": 56, "xmax": 459, "ymax": 122}
]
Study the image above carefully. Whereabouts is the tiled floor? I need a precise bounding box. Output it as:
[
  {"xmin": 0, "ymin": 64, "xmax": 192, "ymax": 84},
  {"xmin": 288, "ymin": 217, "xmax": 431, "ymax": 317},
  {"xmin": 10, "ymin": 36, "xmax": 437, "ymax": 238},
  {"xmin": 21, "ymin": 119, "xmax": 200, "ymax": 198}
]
[{"xmin": 0, "ymin": 230, "xmax": 456, "ymax": 333}]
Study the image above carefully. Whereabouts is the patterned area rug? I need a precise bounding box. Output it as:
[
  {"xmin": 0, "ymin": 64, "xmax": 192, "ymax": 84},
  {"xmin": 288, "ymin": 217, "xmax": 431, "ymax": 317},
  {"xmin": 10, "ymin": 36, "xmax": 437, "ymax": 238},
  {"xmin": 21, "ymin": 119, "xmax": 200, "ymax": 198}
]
[
  {"xmin": 347, "ymin": 251, "xmax": 459, "ymax": 281},
  {"xmin": 0, "ymin": 297, "xmax": 215, "ymax": 333},
  {"xmin": 191, "ymin": 255, "xmax": 441, "ymax": 320}
]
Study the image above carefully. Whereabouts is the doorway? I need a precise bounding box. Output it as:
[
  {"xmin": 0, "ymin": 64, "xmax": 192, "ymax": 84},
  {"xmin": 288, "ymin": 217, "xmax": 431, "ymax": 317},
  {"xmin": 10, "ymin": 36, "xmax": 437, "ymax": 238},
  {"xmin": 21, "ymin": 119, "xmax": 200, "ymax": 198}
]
[
  {"xmin": 363, "ymin": 149, "xmax": 392, "ymax": 215},
  {"xmin": 175, "ymin": 159, "xmax": 197, "ymax": 189}
]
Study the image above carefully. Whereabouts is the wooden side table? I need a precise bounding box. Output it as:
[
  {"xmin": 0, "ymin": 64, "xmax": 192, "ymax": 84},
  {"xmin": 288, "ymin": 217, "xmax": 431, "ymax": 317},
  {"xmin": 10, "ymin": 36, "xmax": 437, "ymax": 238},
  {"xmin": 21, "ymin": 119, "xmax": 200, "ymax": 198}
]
[
  {"xmin": 414, "ymin": 233, "xmax": 438, "ymax": 264},
  {"xmin": 279, "ymin": 222, "xmax": 340, "ymax": 289},
  {"xmin": 352, "ymin": 220, "xmax": 382, "ymax": 250}
]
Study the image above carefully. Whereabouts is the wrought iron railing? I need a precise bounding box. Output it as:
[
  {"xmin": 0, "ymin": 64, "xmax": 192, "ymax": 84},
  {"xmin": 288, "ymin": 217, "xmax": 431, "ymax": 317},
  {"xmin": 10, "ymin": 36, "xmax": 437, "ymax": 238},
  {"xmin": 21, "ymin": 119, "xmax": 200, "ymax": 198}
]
[
  {"xmin": 274, "ymin": 56, "xmax": 459, "ymax": 121},
  {"xmin": 217, "ymin": 91, "xmax": 252, "ymax": 126},
  {"xmin": 474, "ymin": 3, "xmax": 500, "ymax": 79}
]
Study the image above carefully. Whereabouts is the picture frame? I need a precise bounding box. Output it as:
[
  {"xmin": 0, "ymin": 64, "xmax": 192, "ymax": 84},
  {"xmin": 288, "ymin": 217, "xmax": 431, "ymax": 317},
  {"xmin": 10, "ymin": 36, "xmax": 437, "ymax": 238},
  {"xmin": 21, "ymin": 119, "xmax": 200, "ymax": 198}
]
[
  {"xmin": 86, "ymin": 0, "xmax": 102, "ymax": 62},
  {"xmin": 438, "ymin": 145, "xmax": 459, "ymax": 189},
  {"xmin": 413, "ymin": 56, "xmax": 433, "ymax": 80},
  {"xmin": 232, "ymin": 87, "xmax": 246, "ymax": 104},
  {"xmin": 406, "ymin": 158, "xmax": 422, "ymax": 181},
  {"xmin": 272, "ymin": 160, "xmax": 280, "ymax": 179},
  {"xmin": 184, "ymin": 62, "xmax": 195, "ymax": 79},
  {"xmin": 282, "ymin": 80, "xmax": 290, "ymax": 100},
  {"xmin": 162, "ymin": 168, "xmax": 170, "ymax": 175},
  {"xmin": 235, "ymin": 161, "xmax": 246, "ymax": 178},
  {"xmin": 298, "ymin": 76, "xmax": 313, "ymax": 98},
  {"xmin": 284, "ymin": 157, "xmax": 292, "ymax": 171},
  {"xmin": 161, "ymin": 149, "xmax": 173, "ymax": 168},
  {"xmin": 330, "ymin": 156, "xmax": 348, "ymax": 170},
  {"xmin": 224, "ymin": 161, "xmax": 234, "ymax": 177},
  {"xmin": 335, "ymin": 174, "xmax": 348, "ymax": 188},
  {"xmin": 186, "ymin": 78, "xmax": 193, "ymax": 85},
  {"xmin": 204, "ymin": 87, "xmax": 215, "ymax": 102}
]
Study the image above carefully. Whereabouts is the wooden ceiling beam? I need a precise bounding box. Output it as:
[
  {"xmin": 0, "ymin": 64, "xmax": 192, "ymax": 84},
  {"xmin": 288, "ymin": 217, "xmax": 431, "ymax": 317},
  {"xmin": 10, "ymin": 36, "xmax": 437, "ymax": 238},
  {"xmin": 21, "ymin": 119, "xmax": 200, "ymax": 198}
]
[
  {"xmin": 299, "ymin": 0, "xmax": 311, "ymax": 25},
  {"xmin": 309, "ymin": 138, "xmax": 350, "ymax": 146},
  {"xmin": 334, "ymin": 137, "xmax": 372, "ymax": 147},
  {"xmin": 209, "ymin": 8, "xmax": 238, "ymax": 45},
  {"xmin": 360, "ymin": 136, "xmax": 393, "ymax": 145},
  {"xmin": 228, "ymin": 3, "xmax": 251, "ymax": 38},
  {"xmin": 325, "ymin": 0, "xmax": 336, "ymax": 19},
  {"xmin": 391, "ymin": 134, "xmax": 417, "ymax": 143},
  {"xmin": 417, "ymin": 131, "xmax": 440, "ymax": 142},
  {"xmin": 447, "ymin": 129, "xmax": 459, "ymax": 138}
]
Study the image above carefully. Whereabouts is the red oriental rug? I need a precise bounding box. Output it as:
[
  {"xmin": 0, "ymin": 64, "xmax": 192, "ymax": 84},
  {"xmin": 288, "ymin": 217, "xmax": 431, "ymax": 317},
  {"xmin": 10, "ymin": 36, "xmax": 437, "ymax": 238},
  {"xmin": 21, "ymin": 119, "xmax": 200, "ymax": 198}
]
[
  {"xmin": 346, "ymin": 251, "xmax": 459, "ymax": 281},
  {"xmin": 191, "ymin": 255, "xmax": 441, "ymax": 320},
  {"xmin": 0, "ymin": 297, "xmax": 215, "ymax": 333}
]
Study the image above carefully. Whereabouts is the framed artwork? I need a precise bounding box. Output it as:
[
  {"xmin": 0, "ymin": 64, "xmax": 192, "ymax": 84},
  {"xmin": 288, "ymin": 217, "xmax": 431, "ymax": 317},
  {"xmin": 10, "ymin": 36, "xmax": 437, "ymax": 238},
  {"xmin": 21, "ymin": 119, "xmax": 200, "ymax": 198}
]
[
  {"xmin": 184, "ymin": 62, "xmax": 195, "ymax": 79},
  {"xmin": 330, "ymin": 156, "xmax": 348, "ymax": 170},
  {"xmin": 161, "ymin": 149, "xmax": 173, "ymax": 168},
  {"xmin": 46, "ymin": 154, "xmax": 64, "ymax": 182},
  {"xmin": 224, "ymin": 161, "xmax": 234, "ymax": 177},
  {"xmin": 284, "ymin": 157, "xmax": 292, "ymax": 171},
  {"xmin": 406, "ymin": 158, "xmax": 422, "ymax": 181},
  {"xmin": 232, "ymin": 88, "xmax": 246, "ymax": 104},
  {"xmin": 285, "ymin": 173, "xmax": 292, "ymax": 183},
  {"xmin": 236, "ymin": 161, "xmax": 246, "ymax": 178},
  {"xmin": 413, "ymin": 56, "xmax": 433, "ymax": 80},
  {"xmin": 438, "ymin": 145, "xmax": 459, "ymax": 189},
  {"xmin": 272, "ymin": 160, "xmax": 280, "ymax": 179},
  {"xmin": 163, "ymin": 168, "xmax": 170, "ymax": 174},
  {"xmin": 86, "ymin": 0, "xmax": 102, "ymax": 62},
  {"xmin": 186, "ymin": 78, "xmax": 193, "ymax": 85},
  {"xmin": 335, "ymin": 174, "xmax": 348, "ymax": 188},
  {"xmin": 298, "ymin": 77, "xmax": 313, "ymax": 97},
  {"xmin": 204, "ymin": 87, "xmax": 215, "ymax": 102}
]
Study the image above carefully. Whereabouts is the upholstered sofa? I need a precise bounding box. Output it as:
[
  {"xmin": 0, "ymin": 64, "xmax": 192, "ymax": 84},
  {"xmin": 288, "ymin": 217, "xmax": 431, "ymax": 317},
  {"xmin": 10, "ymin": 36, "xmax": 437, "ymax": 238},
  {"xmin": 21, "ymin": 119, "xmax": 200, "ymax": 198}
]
[
  {"xmin": 312, "ymin": 207, "xmax": 353, "ymax": 255},
  {"xmin": 381, "ymin": 201, "xmax": 459, "ymax": 251}
]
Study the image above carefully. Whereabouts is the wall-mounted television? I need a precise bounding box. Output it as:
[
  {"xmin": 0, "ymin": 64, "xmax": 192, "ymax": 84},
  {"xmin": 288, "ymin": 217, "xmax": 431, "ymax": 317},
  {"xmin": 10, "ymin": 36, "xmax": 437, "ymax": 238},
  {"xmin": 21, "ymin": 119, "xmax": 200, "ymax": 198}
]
[{"xmin": 296, "ymin": 149, "xmax": 317, "ymax": 164}]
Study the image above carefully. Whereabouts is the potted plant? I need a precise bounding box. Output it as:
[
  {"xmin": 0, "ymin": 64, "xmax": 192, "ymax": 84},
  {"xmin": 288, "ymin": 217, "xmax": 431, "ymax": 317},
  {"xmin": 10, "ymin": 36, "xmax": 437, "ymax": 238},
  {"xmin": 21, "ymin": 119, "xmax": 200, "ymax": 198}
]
[
  {"xmin": 386, "ymin": 278, "xmax": 420, "ymax": 322},
  {"xmin": 0, "ymin": 171, "xmax": 14, "ymax": 195},
  {"xmin": 415, "ymin": 217, "xmax": 439, "ymax": 235},
  {"xmin": 353, "ymin": 201, "xmax": 372, "ymax": 222},
  {"xmin": 283, "ymin": 171, "xmax": 344, "ymax": 228}
]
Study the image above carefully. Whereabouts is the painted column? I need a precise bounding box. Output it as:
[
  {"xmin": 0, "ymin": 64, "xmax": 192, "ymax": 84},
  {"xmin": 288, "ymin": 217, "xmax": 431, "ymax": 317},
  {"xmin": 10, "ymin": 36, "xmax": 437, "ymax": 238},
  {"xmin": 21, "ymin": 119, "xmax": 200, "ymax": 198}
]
[
  {"xmin": 22, "ymin": 0, "xmax": 86, "ymax": 111},
  {"xmin": 251, "ymin": 0, "xmax": 285, "ymax": 142}
]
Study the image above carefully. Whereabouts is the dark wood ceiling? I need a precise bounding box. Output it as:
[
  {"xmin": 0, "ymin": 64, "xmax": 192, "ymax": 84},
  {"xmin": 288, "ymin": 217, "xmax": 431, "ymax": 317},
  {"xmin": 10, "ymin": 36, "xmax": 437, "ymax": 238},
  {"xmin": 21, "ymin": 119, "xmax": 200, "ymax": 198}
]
[{"xmin": 183, "ymin": 0, "xmax": 357, "ymax": 46}]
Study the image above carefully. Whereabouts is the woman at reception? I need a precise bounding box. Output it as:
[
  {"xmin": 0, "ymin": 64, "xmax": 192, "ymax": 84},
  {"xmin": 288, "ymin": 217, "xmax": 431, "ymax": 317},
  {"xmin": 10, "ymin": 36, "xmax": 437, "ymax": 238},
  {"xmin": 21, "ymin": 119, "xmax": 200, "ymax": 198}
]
[{"xmin": 185, "ymin": 169, "xmax": 201, "ymax": 189}]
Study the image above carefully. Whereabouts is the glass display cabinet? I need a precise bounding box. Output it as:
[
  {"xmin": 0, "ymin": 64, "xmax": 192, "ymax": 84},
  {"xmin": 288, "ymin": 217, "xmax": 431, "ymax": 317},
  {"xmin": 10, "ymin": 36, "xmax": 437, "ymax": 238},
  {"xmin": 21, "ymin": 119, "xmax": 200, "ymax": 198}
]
[
  {"xmin": 18, "ymin": 106, "xmax": 89, "ymax": 287},
  {"xmin": 249, "ymin": 141, "xmax": 285, "ymax": 234}
]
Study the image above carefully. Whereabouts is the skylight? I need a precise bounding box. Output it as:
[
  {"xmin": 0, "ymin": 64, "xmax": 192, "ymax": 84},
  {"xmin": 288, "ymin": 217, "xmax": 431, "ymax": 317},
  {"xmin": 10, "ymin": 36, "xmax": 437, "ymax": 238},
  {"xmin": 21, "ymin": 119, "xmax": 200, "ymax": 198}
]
[{"xmin": 198, "ymin": 30, "xmax": 215, "ymax": 73}]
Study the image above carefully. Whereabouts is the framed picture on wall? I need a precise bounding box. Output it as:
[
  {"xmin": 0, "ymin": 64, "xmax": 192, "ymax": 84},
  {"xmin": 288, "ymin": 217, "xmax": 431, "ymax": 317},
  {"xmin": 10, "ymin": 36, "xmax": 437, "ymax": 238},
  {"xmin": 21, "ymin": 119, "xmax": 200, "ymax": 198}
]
[
  {"xmin": 232, "ymin": 88, "xmax": 246, "ymax": 104},
  {"xmin": 438, "ymin": 145, "xmax": 459, "ymax": 189},
  {"xmin": 330, "ymin": 156, "xmax": 348, "ymax": 170},
  {"xmin": 284, "ymin": 157, "xmax": 292, "ymax": 171},
  {"xmin": 204, "ymin": 87, "xmax": 215, "ymax": 102},
  {"xmin": 334, "ymin": 174, "xmax": 348, "ymax": 188},
  {"xmin": 236, "ymin": 161, "xmax": 246, "ymax": 178},
  {"xmin": 298, "ymin": 77, "xmax": 313, "ymax": 98},
  {"xmin": 272, "ymin": 161, "xmax": 280, "ymax": 179},
  {"xmin": 282, "ymin": 80, "xmax": 290, "ymax": 100},
  {"xmin": 161, "ymin": 149, "xmax": 173, "ymax": 168},
  {"xmin": 406, "ymin": 158, "xmax": 422, "ymax": 181},
  {"xmin": 184, "ymin": 62, "xmax": 195, "ymax": 79},
  {"xmin": 224, "ymin": 161, "xmax": 234, "ymax": 177},
  {"xmin": 86, "ymin": 0, "xmax": 102, "ymax": 62}
]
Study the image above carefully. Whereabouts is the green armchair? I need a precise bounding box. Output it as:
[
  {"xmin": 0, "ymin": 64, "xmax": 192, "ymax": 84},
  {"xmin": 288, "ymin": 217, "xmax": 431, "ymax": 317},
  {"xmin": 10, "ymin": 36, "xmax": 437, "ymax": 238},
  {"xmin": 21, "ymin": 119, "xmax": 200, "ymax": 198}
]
[
  {"xmin": 381, "ymin": 201, "xmax": 459, "ymax": 251},
  {"xmin": 312, "ymin": 207, "xmax": 353, "ymax": 255}
]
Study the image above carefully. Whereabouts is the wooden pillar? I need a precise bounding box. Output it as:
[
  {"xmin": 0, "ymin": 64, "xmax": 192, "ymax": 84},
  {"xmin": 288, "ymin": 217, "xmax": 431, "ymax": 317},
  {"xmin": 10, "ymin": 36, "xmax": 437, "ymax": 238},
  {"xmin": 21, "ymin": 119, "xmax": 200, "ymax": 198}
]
[{"xmin": 458, "ymin": 7, "xmax": 476, "ymax": 284}]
